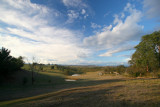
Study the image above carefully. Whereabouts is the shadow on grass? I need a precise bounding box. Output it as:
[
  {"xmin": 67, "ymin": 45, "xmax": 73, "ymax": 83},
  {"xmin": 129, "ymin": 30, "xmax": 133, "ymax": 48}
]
[
  {"xmin": 0, "ymin": 69, "xmax": 126, "ymax": 102},
  {"xmin": 0, "ymin": 70, "xmax": 65, "ymax": 101},
  {"xmin": 14, "ymin": 84, "xmax": 160, "ymax": 107},
  {"xmin": 1, "ymin": 70, "xmax": 160, "ymax": 106}
]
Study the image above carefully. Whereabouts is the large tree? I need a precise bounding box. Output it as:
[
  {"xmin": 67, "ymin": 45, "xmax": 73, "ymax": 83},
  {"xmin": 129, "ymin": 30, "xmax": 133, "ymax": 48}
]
[
  {"xmin": 0, "ymin": 47, "xmax": 24, "ymax": 79},
  {"xmin": 129, "ymin": 31, "xmax": 160, "ymax": 72}
]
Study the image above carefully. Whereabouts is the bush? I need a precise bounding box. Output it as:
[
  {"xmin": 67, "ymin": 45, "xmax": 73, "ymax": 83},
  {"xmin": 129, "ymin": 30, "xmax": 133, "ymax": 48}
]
[
  {"xmin": 157, "ymin": 74, "xmax": 160, "ymax": 78},
  {"xmin": 127, "ymin": 66, "xmax": 146, "ymax": 77},
  {"xmin": 104, "ymin": 65, "xmax": 126, "ymax": 74}
]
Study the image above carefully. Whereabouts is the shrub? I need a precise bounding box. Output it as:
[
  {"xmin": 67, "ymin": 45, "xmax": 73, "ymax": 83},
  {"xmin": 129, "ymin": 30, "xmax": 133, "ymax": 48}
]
[
  {"xmin": 127, "ymin": 66, "xmax": 146, "ymax": 77},
  {"xmin": 104, "ymin": 65, "xmax": 126, "ymax": 75}
]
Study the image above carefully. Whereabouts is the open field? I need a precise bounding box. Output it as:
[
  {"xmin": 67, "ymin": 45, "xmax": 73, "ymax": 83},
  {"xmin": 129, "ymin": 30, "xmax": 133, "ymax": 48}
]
[
  {"xmin": 1, "ymin": 0, "xmax": 160, "ymax": 107},
  {"xmin": 0, "ymin": 70, "xmax": 160, "ymax": 107}
]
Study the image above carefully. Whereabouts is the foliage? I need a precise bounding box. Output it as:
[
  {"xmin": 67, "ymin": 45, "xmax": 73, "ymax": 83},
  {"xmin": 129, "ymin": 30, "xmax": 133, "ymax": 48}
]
[
  {"xmin": 129, "ymin": 31, "xmax": 160, "ymax": 72},
  {"xmin": 0, "ymin": 47, "xmax": 24, "ymax": 79},
  {"xmin": 51, "ymin": 65, "xmax": 127, "ymax": 75},
  {"xmin": 126, "ymin": 66, "xmax": 146, "ymax": 77},
  {"xmin": 104, "ymin": 65, "xmax": 126, "ymax": 74},
  {"xmin": 51, "ymin": 65, "xmax": 84, "ymax": 75}
]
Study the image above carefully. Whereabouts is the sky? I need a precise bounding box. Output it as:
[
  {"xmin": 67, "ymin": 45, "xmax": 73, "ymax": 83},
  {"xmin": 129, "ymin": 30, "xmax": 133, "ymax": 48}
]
[{"xmin": 0, "ymin": 0, "xmax": 160, "ymax": 66}]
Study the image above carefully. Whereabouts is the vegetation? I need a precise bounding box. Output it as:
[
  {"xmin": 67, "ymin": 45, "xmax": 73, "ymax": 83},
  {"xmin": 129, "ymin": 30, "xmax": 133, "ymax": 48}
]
[
  {"xmin": 1, "ymin": 71, "xmax": 160, "ymax": 107},
  {"xmin": 104, "ymin": 65, "xmax": 126, "ymax": 74},
  {"xmin": 1, "ymin": 31, "xmax": 160, "ymax": 106},
  {"xmin": 51, "ymin": 65, "xmax": 85, "ymax": 75},
  {"xmin": 129, "ymin": 31, "xmax": 160, "ymax": 77},
  {"xmin": 0, "ymin": 47, "xmax": 24, "ymax": 81}
]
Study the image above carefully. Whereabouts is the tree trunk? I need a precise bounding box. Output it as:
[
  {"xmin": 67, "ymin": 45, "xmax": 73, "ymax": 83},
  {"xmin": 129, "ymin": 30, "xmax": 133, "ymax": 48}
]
[
  {"xmin": 32, "ymin": 70, "xmax": 34, "ymax": 85},
  {"xmin": 147, "ymin": 64, "xmax": 149, "ymax": 72}
]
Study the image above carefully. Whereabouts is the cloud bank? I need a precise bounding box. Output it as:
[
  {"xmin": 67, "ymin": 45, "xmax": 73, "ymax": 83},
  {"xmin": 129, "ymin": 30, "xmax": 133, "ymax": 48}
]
[
  {"xmin": 0, "ymin": 0, "xmax": 90, "ymax": 64},
  {"xmin": 84, "ymin": 3, "xmax": 144, "ymax": 57}
]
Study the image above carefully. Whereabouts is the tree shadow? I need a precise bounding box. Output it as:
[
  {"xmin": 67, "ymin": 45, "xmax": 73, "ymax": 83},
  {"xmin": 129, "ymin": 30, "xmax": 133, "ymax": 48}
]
[
  {"xmin": 1, "ymin": 70, "xmax": 160, "ymax": 104},
  {"xmin": 17, "ymin": 84, "xmax": 160, "ymax": 107},
  {"xmin": 0, "ymin": 70, "xmax": 65, "ymax": 101}
]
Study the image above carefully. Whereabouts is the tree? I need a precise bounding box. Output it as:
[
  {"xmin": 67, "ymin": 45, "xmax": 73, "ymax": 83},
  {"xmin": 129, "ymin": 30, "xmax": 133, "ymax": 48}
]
[
  {"xmin": 0, "ymin": 47, "xmax": 24, "ymax": 79},
  {"xmin": 129, "ymin": 31, "xmax": 160, "ymax": 72},
  {"xmin": 0, "ymin": 47, "xmax": 13, "ymax": 77}
]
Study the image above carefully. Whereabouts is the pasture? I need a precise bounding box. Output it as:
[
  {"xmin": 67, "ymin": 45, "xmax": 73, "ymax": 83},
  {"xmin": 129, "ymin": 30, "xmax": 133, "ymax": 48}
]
[{"xmin": 0, "ymin": 67, "xmax": 160, "ymax": 107}]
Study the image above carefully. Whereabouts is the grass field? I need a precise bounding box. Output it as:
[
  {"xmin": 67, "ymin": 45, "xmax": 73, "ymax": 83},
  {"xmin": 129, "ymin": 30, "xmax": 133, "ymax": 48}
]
[{"xmin": 0, "ymin": 69, "xmax": 160, "ymax": 107}]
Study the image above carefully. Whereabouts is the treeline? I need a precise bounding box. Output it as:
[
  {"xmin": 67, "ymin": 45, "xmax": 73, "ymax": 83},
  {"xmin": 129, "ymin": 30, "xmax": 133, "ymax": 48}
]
[
  {"xmin": 51, "ymin": 65, "xmax": 127, "ymax": 76},
  {"xmin": 51, "ymin": 65, "xmax": 84, "ymax": 75},
  {"xmin": 1, "ymin": 31, "xmax": 160, "ymax": 79},
  {"xmin": 104, "ymin": 65, "xmax": 126, "ymax": 74},
  {"xmin": 0, "ymin": 47, "xmax": 24, "ymax": 81}
]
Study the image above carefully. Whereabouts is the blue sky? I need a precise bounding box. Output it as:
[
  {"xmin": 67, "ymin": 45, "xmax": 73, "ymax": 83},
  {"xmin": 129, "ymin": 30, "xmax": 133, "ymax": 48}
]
[{"xmin": 0, "ymin": 0, "xmax": 160, "ymax": 65}]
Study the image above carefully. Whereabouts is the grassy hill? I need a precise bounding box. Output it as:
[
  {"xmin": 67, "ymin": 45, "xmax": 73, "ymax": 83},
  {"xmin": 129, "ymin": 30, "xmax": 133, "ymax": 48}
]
[{"xmin": 0, "ymin": 70, "xmax": 160, "ymax": 107}]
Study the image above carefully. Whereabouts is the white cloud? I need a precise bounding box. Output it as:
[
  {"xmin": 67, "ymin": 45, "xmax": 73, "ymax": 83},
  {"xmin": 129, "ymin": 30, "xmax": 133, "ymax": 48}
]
[
  {"xmin": 91, "ymin": 22, "xmax": 101, "ymax": 29},
  {"xmin": 121, "ymin": 13, "xmax": 125, "ymax": 18},
  {"xmin": 66, "ymin": 10, "xmax": 79, "ymax": 23},
  {"xmin": 81, "ymin": 9, "xmax": 86, "ymax": 14},
  {"xmin": 62, "ymin": 0, "xmax": 87, "ymax": 8},
  {"xmin": 99, "ymin": 45, "xmax": 134, "ymax": 57},
  {"xmin": 84, "ymin": 3, "xmax": 143, "ymax": 56},
  {"xmin": 0, "ymin": 0, "xmax": 90, "ymax": 64},
  {"xmin": 102, "ymin": 25, "xmax": 112, "ymax": 31},
  {"xmin": 124, "ymin": 58, "xmax": 131, "ymax": 62},
  {"xmin": 143, "ymin": 0, "xmax": 160, "ymax": 19},
  {"xmin": 62, "ymin": 0, "xmax": 90, "ymax": 23},
  {"xmin": 84, "ymin": 14, "xmax": 89, "ymax": 19},
  {"xmin": 104, "ymin": 11, "xmax": 111, "ymax": 17}
]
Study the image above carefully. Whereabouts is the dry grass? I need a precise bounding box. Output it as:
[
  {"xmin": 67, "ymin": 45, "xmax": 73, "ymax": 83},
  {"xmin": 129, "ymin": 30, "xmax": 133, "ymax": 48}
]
[{"xmin": 1, "ymin": 72, "xmax": 160, "ymax": 107}]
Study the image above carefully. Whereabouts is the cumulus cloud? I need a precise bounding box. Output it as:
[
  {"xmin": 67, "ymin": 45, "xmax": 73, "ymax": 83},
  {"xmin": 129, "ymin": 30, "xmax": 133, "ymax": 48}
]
[
  {"xmin": 121, "ymin": 13, "xmax": 125, "ymax": 18},
  {"xmin": 81, "ymin": 9, "xmax": 86, "ymax": 14},
  {"xmin": 62, "ymin": 0, "xmax": 90, "ymax": 23},
  {"xmin": 0, "ymin": 0, "xmax": 90, "ymax": 64},
  {"xmin": 62, "ymin": 0, "xmax": 87, "ymax": 8},
  {"xmin": 66, "ymin": 10, "xmax": 79, "ymax": 23},
  {"xmin": 91, "ymin": 22, "xmax": 101, "ymax": 29},
  {"xmin": 143, "ymin": 0, "xmax": 160, "ymax": 20},
  {"xmin": 84, "ymin": 3, "xmax": 143, "ymax": 56},
  {"xmin": 102, "ymin": 25, "xmax": 112, "ymax": 31}
]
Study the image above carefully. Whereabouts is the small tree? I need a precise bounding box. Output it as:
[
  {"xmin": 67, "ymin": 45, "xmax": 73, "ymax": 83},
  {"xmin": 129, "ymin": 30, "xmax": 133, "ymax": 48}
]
[{"xmin": 27, "ymin": 57, "xmax": 37, "ymax": 85}]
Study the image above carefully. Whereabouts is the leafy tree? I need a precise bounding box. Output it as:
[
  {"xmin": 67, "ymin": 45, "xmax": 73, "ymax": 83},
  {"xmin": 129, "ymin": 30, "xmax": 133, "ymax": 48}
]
[{"xmin": 129, "ymin": 31, "xmax": 160, "ymax": 72}]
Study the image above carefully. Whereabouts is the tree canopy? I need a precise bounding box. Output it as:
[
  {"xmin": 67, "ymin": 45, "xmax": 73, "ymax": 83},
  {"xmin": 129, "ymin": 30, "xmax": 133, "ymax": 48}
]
[
  {"xmin": 0, "ymin": 47, "xmax": 24, "ymax": 79},
  {"xmin": 129, "ymin": 31, "xmax": 160, "ymax": 72}
]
